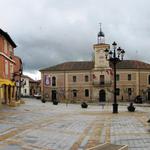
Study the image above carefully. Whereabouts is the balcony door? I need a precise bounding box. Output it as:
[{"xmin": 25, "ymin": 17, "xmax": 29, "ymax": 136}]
[
  {"xmin": 99, "ymin": 89, "xmax": 106, "ymax": 102},
  {"xmin": 100, "ymin": 75, "xmax": 104, "ymax": 85}
]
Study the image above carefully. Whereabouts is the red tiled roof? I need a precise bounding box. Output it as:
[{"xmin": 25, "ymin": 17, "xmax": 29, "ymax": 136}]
[
  {"xmin": 40, "ymin": 60, "xmax": 150, "ymax": 71},
  {"xmin": 115, "ymin": 60, "xmax": 150, "ymax": 69},
  {"xmin": 40, "ymin": 61, "xmax": 94, "ymax": 71}
]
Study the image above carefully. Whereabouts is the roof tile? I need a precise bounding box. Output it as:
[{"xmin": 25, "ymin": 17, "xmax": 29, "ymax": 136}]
[{"xmin": 40, "ymin": 60, "xmax": 150, "ymax": 71}]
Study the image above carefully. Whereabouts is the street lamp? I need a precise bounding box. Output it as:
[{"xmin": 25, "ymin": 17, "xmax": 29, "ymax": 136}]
[
  {"xmin": 12, "ymin": 69, "xmax": 22, "ymax": 100},
  {"xmin": 105, "ymin": 41, "xmax": 125, "ymax": 113}
]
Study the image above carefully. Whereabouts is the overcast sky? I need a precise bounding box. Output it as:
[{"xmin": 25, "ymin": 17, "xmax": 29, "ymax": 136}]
[{"xmin": 1, "ymin": 0, "xmax": 150, "ymax": 79}]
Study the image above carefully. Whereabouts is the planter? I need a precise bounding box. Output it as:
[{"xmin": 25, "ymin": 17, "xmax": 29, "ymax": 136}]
[
  {"xmin": 147, "ymin": 119, "xmax": 150, "ymax": 123},
  {"xmin": 53, "ymin": 101, "xmax": 58, "ymax": 105},
  {"xmin": 41, "ymin": 99, "xmax": 46, "ymax": 103},
  {"xmin": 127, "ymin": 103, "xmax": 135, "ymax": 112},
  {"xmin": 81, "ymin": 102, "xmax": 88, "ymax": 108}
]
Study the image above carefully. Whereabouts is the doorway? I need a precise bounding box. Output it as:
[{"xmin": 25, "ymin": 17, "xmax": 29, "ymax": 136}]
[
  {"xmin": 51, "ymin": 90, "xmax": 57, "ymax": 101},
  {"xmin": 99, "ymin": 89, "xmax": 106, "ymax": 102}
]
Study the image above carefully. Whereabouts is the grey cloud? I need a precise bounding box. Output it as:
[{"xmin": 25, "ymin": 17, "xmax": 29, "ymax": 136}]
[{"xmin": 0, "ymin": 0, "xmax": 150, "ymax": 76}]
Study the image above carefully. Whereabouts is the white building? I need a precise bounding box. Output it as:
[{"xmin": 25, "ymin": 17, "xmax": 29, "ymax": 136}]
[{"xmin": 21, "ymin": 75, "xmax": 30, "ymax": 97}]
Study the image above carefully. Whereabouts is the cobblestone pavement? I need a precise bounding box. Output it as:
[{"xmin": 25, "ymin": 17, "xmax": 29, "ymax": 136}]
[{"xmin": 0, "ymin": 99, "xmax": 150, "ymax": 150}]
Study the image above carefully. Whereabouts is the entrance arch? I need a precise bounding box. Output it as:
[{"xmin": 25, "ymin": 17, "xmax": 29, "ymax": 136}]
[{"xmin": 99, "ymin": 89, "xmax": 106, "ymax": 102}]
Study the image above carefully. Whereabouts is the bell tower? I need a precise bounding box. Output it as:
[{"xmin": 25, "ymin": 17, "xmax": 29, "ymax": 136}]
[
  {"xmin": 93, "ymin": 24, "xmax": 110, "ymax": 69},
  {"xmin": 97, "ymin": 23, "xmax": 105, "ymax": 44}
]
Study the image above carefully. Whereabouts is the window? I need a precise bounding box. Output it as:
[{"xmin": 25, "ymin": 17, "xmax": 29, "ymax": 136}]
[
  {"xmin": 148, "ymin": 75, "xmax": 150, "ymax": 84},
  {"xmin": 73, "ymin": 89, "xmax": 77, "ymax": 97},
  {"xmin": 128, "ymin": 88, "xmax": 132, "ymax": 95},
  {"xmin": 52, "ymin": 76, "xmax": 56, "ymax": 86},
  {"xmin": 85, "ymin": 75, "xmax": 89, "ymax": 82},
  {"xmin": 73, "ymin": 76, "xmax": 76, "ymax": 82},
  {"xmin": 10, "ymin": 63, "xmax": 13, "ymax": 74},
  {"xmin": 128, "ymin": 74, "xmax": 131, "ymax": 80},
  {"xmin": 5, "ymin": 60, "xmax": 8, "ymax": 78},
  {"xmin": 24, "ymin": 89, "xmax": 27, "ymax": 94},
  {"xmin": 116, "ymin": 74, "xmax": 120, "ymax": 81},
  {"xmin": 100, "ymin": 75, "xmax": 104, "ymax": 85},
  {"xmin": 9, "ymin": 45, "xmax": 12, "ymax": 52},
  {"xmin": 116, "ymin": 88, "xmax": 120, "ymax": 96},
  {"xmin": 10, "ymin": 63, "xmax": 14, "ymax": 79},
  {"xmin": 85, "ymin": 89, "xmax": 89, "ymax": 97},
  {"xmin": 4, "ymin": 39, "xmax": 7, "ymax": 53}
]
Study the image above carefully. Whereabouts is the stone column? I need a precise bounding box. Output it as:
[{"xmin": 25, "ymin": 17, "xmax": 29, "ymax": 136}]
[{"xmin": 6, "ymin": 86, "xmax": 9, "ymax": 104}]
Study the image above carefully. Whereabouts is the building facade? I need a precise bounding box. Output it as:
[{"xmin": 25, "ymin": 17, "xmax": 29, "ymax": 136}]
[
  {"xmin": 0, "ymin": 28, "xmax": 22, "ymax": 106},
  {"xmin": 40, "ymin": 28, "xmax": 150, "ymax": 103},
  {"xmin": 21, "ymin": 75, "xmax": 41, "ymax": 97}
]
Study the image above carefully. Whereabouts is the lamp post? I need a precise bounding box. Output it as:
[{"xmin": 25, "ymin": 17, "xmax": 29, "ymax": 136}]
[
  {"xmin": 12, "ymin": 69, "xmax": 22, "ymax": 100},
  {"xmin": 105, "ymin": 42, "xmax": 125, "ymax": 113}
]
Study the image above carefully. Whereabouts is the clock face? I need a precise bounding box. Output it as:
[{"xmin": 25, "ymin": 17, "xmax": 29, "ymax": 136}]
[{"xmin": 99, "ymin": 50, "xmax": 105, "ymax": 63}]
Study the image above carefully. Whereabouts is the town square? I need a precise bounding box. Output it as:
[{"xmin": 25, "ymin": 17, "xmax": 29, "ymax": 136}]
[
  {"xmin": 0, "ymin": 98, "xmax": 150, "ymax": 150},
  {"xmin": 1, "ymin": 0, "xmax": 150, "ymax": 149}
]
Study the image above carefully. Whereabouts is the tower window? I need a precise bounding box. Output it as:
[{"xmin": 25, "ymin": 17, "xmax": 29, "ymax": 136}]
[{"xmin": 100, "ymin": 75, "xmax": 104, "ymax": 85}]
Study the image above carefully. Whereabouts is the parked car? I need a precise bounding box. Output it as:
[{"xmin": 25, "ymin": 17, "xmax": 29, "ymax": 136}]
[
  {"xmin": 134, "ymin": 95, "xmax": 142, "ymax": 103},
  {"xmin": 34, "ymin": 93, "xmax": 41, "ymax": 99}
]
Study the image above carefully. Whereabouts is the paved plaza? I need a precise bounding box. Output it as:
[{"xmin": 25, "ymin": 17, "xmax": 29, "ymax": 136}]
[{"xmin": 0, "ymin": 99, "xmax": 150, "ymax": 150}]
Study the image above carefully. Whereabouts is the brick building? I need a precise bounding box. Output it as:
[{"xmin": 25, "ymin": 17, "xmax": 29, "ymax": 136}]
[
  {"xmin": 0, "ymin": 28, "xmax": 22, "ymax": 106},
  {"xmin": 40, "ymin": 27, "xmax": 150, "ymax": 103}
]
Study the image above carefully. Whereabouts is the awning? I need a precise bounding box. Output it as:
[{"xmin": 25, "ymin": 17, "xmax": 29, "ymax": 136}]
[{"xmin": 0, "ymin": 79, "xmax": 15, "ymax": 86}]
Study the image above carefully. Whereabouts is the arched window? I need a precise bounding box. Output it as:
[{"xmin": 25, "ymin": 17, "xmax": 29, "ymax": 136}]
[{"xmin": 52, "ymin": 76, "xmax": 56, "ymax": 86}]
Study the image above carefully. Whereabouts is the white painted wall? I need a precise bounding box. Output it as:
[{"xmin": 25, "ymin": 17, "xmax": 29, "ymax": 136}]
[{"xmin": 21, "ymin": 77, "xmax": 30, "ymax": 96}]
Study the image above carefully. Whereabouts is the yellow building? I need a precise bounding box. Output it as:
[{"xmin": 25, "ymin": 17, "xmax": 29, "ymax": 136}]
[{"xmin": 40, "ymin": 27, "xmax": 150, "ymax": 103}]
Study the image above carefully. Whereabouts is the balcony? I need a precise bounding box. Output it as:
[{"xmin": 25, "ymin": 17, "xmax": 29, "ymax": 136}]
[{"xmin": 93, "ymin": 80, "xmax": 112, "ymax": 87}]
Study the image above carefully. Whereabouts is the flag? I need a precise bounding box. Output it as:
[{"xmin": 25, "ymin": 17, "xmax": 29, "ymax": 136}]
[
  {"xmin": 106, "ymin": 69, "xmax": 109, "ymax": 74},
  {"xmin": 45, "ymin": 75, "xmax": 51, "ymax": 85},
  {"xmin": 109, "ymin": 69, "xmax": 113, "ymax": 76},
  {"xmin": 93, "ymin": 74, "xmax": 96, "ymax": 79}
]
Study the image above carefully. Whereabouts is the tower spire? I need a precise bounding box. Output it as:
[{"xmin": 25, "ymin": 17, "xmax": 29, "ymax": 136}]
[
  {"xmin": 99, "ymin": 22, "xmax": 102, "ymax": 32},
  {"xmin": 97, "ymin": 23, "xmax": 105, "ymax": 44}
]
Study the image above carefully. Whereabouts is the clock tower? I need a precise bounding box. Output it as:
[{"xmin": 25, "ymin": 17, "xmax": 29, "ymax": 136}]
[
  {"xmin": 93, "ymin": 24, "xmax": 110, "ymax": 69},
  {"xmin": 92, "ymin": 24, "xmax": 112, "ymax": 103}
]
